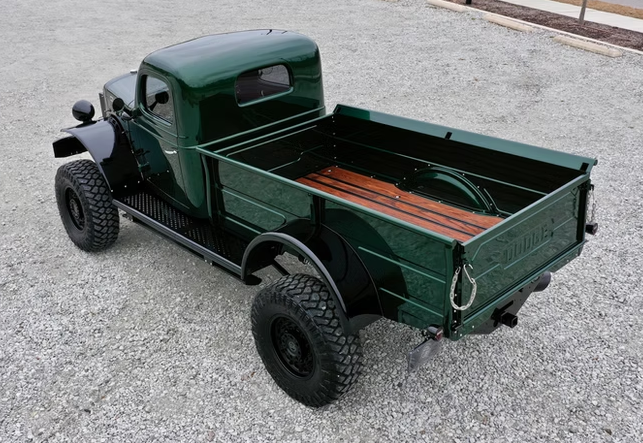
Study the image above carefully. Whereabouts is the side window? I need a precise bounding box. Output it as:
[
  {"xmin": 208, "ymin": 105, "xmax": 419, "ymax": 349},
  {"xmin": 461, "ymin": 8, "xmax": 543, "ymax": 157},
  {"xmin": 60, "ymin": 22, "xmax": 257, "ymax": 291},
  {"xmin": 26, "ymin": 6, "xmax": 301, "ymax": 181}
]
[
  {"xmin": 144, "ymin": 76, "xmax": 174, "ymax": 123},
  {"xmin": 235, "ymin": 64, "xmax": 292, "ymax": 104}
]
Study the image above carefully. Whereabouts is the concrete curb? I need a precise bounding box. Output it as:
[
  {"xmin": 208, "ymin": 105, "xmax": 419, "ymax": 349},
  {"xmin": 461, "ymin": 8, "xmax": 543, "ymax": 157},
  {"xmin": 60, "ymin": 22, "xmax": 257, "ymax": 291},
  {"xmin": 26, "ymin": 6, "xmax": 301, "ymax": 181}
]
[
  {"xmin": 427, "ymin": 0, "xmax": 466, "ymax": 12},
  {"xmin": 553, "ymin": 35, "xmax": 623, "ymax": 57},
  {"xmin": 419, "ymin": 0, "xmax": 643, "ymax": 56},
  {"xmin": 483, "ymin": 14, "xmax": 535, "ymax": 32},
  {"xmin": 466, "ymin": 8, "xmax": 643, "ymax": 56}
]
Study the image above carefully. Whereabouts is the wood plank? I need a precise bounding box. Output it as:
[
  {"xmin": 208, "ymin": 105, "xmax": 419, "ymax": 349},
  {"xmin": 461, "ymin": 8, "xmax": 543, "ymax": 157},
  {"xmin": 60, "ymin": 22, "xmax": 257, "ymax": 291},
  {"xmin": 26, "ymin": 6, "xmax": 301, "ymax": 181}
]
[
  {"xmin": 296, "ymin": 166, "xmax": 504, "ymax": 241},
  {"xmin": 318, "ymin": 167, "xmax": 502, "ymax": 229},
  {"xmin": 305, "ymin": 173, "xmax": 485, "ymax": 237},
  {"xmin": 297, "ymin": 177, "xmax": 474, "ymax": 242}
]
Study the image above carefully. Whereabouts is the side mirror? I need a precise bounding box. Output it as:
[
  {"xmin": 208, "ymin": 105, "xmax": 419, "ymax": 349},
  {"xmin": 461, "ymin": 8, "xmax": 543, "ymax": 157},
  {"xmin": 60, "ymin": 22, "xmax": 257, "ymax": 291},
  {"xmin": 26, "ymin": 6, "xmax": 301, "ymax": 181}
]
[
  {"xmin": 72, "ymin": 100, "xmax": 95, "ymax": 122},
  {"xmin": 112, "ymin": 97, "xmax": 125, "ymax": 112},
  {"xmin": 112, "ymin": 97, "xmax": 140, "ymax": 121},
  {"xmin": 155, "ymin": 91, "xmax": 169, "ymax": 105}
]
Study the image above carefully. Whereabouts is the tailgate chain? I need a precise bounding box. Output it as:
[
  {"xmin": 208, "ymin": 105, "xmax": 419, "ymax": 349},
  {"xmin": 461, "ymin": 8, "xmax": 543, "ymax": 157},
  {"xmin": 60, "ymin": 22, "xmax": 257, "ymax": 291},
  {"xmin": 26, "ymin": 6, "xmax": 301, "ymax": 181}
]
[
  {"xmin": 588, "ymin": 185, "xmax": 597, "ymax": 223},
  {"xmin": 449, "ymin": 264, "xmax": 478, "ymax": 311}
]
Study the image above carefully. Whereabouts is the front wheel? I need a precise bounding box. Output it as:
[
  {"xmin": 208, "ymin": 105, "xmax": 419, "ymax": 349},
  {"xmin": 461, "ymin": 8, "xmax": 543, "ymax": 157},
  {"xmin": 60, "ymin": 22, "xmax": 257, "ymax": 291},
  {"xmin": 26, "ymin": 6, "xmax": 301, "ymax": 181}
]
[
  {"xmin": 55, "ymin": 160, "xmax": 119, "ymax": 252},
  {"xmin": 251, "ymin": 274, "xmax": 363, "ymax": 407}
]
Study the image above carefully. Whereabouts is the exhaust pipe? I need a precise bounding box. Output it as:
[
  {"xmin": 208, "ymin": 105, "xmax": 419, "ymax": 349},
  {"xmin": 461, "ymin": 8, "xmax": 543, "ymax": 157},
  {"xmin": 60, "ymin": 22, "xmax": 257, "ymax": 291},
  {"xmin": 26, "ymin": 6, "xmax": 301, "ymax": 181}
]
[
  {"xmin": 586, "ymin": 222, "xmax": 598, "ymax": 235},
  {"xmin": 534, "ymin": 271, "xmax": 552, "ymax": 292}
]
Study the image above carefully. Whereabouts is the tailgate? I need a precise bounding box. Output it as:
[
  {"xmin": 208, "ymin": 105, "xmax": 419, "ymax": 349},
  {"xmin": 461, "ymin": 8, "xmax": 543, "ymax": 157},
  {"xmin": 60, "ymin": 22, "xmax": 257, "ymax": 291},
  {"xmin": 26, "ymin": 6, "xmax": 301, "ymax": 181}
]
[{"xmin": 457, "ymin": 174, "xmax": 592, "ymax": 334}]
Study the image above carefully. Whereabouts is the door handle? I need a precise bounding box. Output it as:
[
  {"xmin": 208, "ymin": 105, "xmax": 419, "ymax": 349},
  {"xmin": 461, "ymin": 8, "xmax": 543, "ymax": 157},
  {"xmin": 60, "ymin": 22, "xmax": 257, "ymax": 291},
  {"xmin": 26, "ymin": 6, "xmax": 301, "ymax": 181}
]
[{"xmin": 164, "ymin": 149, "xmax": 177, "ymax": 155}]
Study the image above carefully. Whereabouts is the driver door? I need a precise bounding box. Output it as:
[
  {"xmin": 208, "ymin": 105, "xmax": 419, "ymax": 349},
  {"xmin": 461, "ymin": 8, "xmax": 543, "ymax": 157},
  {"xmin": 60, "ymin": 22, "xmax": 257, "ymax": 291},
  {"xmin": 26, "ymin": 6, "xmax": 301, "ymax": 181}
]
[{"xmin": 130, "ymin": 74, "xmax": 185, "ymax": 208}]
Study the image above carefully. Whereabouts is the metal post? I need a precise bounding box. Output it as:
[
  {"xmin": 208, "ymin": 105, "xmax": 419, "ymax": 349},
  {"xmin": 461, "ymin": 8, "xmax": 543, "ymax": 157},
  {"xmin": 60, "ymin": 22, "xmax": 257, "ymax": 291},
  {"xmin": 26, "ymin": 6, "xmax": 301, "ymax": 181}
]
[{"xmin": 579, "ymin": 0, "xmax": 588, "ymax": 25}]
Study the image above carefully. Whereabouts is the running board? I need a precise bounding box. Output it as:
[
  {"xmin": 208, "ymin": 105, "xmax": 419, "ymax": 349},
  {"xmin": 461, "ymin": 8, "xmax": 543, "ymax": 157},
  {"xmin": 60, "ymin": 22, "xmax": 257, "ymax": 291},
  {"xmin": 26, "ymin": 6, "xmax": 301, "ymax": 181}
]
[{"xmin": 113, "ymin": 191, "xmax": 260, "ymax": 285}]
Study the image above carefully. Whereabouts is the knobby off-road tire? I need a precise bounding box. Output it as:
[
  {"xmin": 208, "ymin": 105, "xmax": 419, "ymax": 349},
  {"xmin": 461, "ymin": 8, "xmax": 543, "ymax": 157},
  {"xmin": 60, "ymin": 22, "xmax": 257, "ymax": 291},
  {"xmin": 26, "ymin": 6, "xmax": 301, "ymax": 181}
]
[
  {"xmin": 251, "ymin": 274, "xmax": 363, "ymax": 407},
  {"xmin": 55, "ymin": 160, "xmax": 119, "ymax": 252}
]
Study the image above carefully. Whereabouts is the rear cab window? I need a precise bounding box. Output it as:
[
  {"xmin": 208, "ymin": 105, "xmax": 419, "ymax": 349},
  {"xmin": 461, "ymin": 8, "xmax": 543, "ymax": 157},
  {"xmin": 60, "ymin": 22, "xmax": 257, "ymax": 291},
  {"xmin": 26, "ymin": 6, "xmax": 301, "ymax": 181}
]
[{"xmin": 235, "ymin": 64, "xmax": 292, "ymax": 105}]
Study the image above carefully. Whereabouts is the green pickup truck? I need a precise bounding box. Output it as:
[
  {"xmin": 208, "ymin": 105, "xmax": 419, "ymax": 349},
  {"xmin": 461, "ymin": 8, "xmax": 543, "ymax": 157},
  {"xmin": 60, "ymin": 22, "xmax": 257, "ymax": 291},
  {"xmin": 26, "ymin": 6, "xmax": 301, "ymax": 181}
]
[{"xmin": 53, "ymin": 30, "xmax": 597, "ymax": 407}]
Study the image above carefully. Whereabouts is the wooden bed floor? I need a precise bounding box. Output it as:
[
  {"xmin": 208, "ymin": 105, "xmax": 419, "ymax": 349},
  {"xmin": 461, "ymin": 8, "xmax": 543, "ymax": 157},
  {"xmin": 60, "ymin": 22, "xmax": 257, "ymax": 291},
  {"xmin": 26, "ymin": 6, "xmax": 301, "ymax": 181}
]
[{"xmin": 297, "ymin": 166, "xmax": 504, "ymax": 242}]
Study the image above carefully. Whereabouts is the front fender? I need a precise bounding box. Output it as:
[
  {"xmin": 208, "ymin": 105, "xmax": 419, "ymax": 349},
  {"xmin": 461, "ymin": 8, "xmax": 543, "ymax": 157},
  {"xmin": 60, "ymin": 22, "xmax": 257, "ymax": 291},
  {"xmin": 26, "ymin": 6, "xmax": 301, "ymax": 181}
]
[{"xmin": 53, "ymin": 118, "xmax": 141, "ymax": 196}]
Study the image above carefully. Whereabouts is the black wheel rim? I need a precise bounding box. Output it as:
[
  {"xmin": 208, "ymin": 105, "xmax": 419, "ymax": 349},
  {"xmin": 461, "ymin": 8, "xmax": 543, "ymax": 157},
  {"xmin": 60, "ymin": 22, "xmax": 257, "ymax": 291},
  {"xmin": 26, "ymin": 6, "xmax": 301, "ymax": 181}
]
[
  {"xmin": 271, "ymin": 316, "xmax": 314, "ymax": 378},
  {"xmin": 65, "ymin": 188, "xmax": 85, "ymax": 230}
]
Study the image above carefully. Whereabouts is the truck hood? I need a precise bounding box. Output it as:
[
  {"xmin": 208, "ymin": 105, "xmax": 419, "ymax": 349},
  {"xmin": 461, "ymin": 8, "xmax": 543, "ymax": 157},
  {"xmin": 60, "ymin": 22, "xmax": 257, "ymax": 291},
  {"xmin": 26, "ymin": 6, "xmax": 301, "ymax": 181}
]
[{"xmin": 104, "ymin": 72, "xmax": 137, "ymax": 109}]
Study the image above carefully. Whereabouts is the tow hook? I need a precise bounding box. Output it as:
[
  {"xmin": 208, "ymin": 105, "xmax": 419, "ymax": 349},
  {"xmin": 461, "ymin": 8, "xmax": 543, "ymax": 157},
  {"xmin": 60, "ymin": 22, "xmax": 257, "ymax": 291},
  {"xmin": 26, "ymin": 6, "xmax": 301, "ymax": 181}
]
[
  {"xmin": 407, "ymin": 325, "xmax": 444, "ymax": 372},
  {"xmin": 489, "ymin": 308, "xmax": 519, "ymax": 329},
  {"xmin": 499, "ymin": 312, "xmax": 518, "ymax": 328}
]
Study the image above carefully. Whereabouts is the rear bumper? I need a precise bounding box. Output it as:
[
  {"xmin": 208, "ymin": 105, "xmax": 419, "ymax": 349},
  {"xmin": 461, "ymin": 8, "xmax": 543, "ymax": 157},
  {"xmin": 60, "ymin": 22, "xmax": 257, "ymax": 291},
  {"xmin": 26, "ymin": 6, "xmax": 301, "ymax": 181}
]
[{"xmin": 468, "ymin": 273, "xmax": 549, "ymax": 336}]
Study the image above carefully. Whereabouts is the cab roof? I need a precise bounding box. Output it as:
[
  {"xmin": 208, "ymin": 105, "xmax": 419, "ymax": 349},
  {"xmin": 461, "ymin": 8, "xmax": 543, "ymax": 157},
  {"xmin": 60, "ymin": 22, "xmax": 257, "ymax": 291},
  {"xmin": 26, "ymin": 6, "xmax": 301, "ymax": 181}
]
[{"xmin": 140, "ymin": 30, "xmax": 319, "ymax": 91}]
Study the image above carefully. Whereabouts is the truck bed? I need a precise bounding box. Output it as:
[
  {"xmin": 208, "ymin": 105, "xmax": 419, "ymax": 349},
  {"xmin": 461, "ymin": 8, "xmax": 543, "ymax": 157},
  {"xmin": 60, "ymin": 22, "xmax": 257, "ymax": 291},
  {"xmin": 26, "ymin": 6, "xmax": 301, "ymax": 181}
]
[
  {"xmin": 208, "ymin": 105, "xmax": 587, "ymax": 235},
  {"xmin": 197, "ymin": 104, "xmax": 596, "ymax": 337},
  {"xmin": 297, "ymin": 166, "xmax": 503, "ymax": 242}
]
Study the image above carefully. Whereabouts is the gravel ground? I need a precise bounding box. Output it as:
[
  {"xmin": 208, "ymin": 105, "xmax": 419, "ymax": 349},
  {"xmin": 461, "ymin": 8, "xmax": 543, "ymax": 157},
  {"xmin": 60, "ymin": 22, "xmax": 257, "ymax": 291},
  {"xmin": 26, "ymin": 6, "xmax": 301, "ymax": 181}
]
[{"xmin": 1, "ymin": 0, "xmax": 642, "ymax": 442}]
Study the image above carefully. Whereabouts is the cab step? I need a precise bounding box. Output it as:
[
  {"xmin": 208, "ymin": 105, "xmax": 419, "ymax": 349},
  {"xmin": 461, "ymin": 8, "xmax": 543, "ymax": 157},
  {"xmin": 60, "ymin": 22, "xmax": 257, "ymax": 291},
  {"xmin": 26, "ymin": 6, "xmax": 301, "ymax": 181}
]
[{"xmin": 113, "ymin": 190, "xmax": 260, "ymax": 284}]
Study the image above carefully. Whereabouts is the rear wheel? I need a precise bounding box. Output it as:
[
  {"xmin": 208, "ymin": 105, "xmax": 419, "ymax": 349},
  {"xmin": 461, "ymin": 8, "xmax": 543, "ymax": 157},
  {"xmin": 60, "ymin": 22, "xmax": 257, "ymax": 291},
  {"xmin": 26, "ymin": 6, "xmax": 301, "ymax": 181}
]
[
  {"xmin": 55, "ymin": 160, "xmax": 119, "ymax": 251},
  {"xmin": 251, "ymin": 274, "xmax": 363, "ymax": 407}
]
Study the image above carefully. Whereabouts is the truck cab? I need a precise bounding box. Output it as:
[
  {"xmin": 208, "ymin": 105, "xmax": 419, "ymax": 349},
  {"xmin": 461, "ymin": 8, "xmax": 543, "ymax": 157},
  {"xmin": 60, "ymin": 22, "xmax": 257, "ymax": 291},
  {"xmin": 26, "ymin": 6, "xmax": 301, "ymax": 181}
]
[{"xmin": 100, "ymin": 30, "xmax": 325, "ymax": 216}]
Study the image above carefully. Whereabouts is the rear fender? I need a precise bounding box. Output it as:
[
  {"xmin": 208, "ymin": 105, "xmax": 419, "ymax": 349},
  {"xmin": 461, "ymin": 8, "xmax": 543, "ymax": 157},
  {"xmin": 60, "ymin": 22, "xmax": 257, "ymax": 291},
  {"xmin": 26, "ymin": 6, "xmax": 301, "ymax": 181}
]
[
  {"xmin": 241, "ymin": 220, "xmax": 381, "ymax": 334},
  {"xmin": 53, "ymin": 118, "xmax": 141, "ymax": 196}
]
